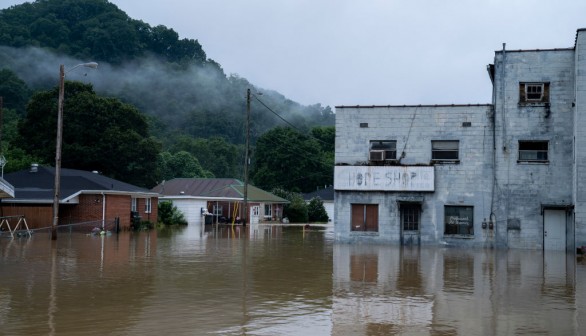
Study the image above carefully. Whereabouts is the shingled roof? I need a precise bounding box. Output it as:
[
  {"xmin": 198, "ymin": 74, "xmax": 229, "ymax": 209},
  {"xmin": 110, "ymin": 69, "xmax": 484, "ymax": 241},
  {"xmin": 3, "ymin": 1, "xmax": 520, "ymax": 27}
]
[
  {"xmin": 303, "ymin": 186, "xmax": 334, "ymax": 201},
  {"xmin": 3, "ymin": 165, "xmax": 156, "ymax": 203},
  {"xmin": 152, "ymin": 178, "xmax": 288, "ymax": 203}
]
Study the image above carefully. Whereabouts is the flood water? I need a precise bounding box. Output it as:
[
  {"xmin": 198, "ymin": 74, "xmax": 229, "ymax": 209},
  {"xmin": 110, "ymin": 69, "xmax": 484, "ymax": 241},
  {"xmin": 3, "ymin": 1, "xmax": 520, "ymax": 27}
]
[{"xmin": 1, "ymin": 224, "xmax": 586, "ymax": 335}]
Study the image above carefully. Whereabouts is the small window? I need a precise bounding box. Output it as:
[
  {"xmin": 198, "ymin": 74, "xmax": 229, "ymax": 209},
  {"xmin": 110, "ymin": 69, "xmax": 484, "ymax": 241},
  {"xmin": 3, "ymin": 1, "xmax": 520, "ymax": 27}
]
[
  {"xmin": 351, "ymin": 204, "xmax": 378, "ymax": 232},
  {"xmin": 213, "ymin": 205, "xmax": 223, "ymax": 217},
  {"xmin": 444, "ymin": 205, "xmax": 474, "ymax": 236},
  {"xmin": 131, "ymin": 197, "xmax": 137, "ymax": 212},
  {"xmin": 432, "ymin": 140, "xmax": 459, "ymax": 162},
  {"xmin": 519, "ymin": 82, "xmax": 549, "ymax": 103},
  {"xmin": 145, "ymin": 198, "xmax": 152, "ymax": 213},
  {"xmin": 264, "ymin": 204, "xmax": 272, "ymax": 218},
  {"xmin": 518, "ymin": 141, "xmax": 548, "ymax": 162},
  {"xmin": 369, "ymin": 140, "xmax": 397, "ymax": 161}
]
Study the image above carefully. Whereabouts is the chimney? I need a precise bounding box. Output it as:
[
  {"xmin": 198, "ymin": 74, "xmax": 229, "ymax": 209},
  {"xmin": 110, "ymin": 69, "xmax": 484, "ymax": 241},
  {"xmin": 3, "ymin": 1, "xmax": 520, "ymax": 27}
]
[{"xmin": 30, "ymin": 163, "xmax": 38, "ymax": 173}]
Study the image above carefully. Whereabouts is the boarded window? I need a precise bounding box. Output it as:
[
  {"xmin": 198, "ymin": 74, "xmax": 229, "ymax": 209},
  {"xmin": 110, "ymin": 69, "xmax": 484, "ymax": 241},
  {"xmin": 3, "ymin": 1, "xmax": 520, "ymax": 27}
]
[
  {"xmin": 351, "ymin": 204, "xmax": 379, "ymax": 232},
  {"xmin": 432, "ymin": 140, "xmax": 459, "ymax": 161},
  {"xmin": 519, "ymin": 82, "xmax": 550, "ymax": 103}
]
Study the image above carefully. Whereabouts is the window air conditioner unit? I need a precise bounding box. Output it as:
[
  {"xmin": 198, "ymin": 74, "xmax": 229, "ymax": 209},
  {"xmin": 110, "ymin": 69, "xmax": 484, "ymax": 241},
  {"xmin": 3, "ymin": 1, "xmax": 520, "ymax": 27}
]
[{"xmin": 369, "ymin": 150, "xmax": 385, "ymax": 161}]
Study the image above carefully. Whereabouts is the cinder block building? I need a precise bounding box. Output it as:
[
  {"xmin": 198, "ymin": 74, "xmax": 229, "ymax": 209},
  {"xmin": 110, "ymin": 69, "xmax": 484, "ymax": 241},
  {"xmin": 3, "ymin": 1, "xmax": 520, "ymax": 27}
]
[{"xmin": 334, "ymin": 28, "xmax": 586, "ymax": 251}]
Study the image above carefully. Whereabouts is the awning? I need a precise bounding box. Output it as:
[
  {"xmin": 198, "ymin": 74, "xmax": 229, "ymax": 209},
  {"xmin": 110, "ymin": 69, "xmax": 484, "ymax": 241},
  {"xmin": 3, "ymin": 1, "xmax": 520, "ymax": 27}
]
[{"xmin": 540, "ymin": 203, "xmax": 574, "ymax": 215}]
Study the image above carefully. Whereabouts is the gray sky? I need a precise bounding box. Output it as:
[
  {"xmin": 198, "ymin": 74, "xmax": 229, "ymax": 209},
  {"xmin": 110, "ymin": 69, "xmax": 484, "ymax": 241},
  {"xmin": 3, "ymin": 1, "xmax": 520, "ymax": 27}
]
[{"xmin": 3, "ymin": 0, "xmax": 586, "ymax": 108}]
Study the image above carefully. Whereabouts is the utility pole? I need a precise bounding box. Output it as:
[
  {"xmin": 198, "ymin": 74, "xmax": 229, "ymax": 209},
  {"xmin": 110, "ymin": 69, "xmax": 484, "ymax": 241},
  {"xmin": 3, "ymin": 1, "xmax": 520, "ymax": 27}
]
[{"xmin": 243, "ymin": 88, "xmax": 250, "ymax": 226}]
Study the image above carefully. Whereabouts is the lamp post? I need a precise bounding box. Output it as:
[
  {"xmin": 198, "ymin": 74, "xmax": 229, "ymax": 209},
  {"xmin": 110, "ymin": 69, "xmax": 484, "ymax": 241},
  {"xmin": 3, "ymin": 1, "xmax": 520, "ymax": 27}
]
[
  {"xmin": 51, "ymin": 62, "xmax": 98, "ymax": 240},
  {"xmin": 243, "ymin": 88, "xmax": 250, "ymax": 226}
]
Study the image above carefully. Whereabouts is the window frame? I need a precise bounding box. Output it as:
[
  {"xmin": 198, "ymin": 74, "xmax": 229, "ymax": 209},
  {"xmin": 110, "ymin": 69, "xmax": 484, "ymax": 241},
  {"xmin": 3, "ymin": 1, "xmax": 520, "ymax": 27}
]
[
  {"xmin": 131, "ymin": 197, "xmax": 137, "ymax": 212},
  {"xmin": 144, "ymin": 198, "xmax": 152, "ymax": 213},
  {"xmin": 518, "ymin": 140, "xmax": 549, "ymax": 163},
  {"xmin": 264, "ymin": 204, "xmax": 272, "ymax": 219},
  {"xmin": 444, "ymin": 205, "xmax": 474, "ymax": 236},
  {"xmin": 519, "ymin": 82, "xmax": 550, "ymax": 104},
  {"xmin": 369, "ymin": 140, "xmax": 397, "ymax": 162},
  {"xmin": 431, "ymin": 140, "xmax": 460, "ymax": 163}
]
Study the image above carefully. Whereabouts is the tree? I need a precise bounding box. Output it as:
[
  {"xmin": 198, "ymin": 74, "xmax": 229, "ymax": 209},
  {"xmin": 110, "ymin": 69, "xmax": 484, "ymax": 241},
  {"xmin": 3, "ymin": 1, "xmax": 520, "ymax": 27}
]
[
  {"xmin": 157, "ymin": 150, "xmax": 213, "ymax": 181},
  {"xmin": 0, "ymin": 69, "xmax": 30, "ymax": 115},
  {"xmin": 17, "ymin": 81, "xmax": 161, "ymax": 187},
  {"xmin": 272, "ymin": 188, "xmax": 308, "ymax": 223},
  {"xmin": 307, "ymin": 197, "xmax": 329, "ymax": 223},
  {"xmin": 251, "ymin": 127, "xmax": 333, "ymax": 193}
]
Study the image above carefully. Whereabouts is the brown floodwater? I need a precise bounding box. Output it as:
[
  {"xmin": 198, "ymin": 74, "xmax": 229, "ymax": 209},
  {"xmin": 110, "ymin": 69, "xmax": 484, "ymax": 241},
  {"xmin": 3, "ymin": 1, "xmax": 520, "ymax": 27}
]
[{"xmin": 0, "ymin": 224, "xmax": 585, "ymax": 335}]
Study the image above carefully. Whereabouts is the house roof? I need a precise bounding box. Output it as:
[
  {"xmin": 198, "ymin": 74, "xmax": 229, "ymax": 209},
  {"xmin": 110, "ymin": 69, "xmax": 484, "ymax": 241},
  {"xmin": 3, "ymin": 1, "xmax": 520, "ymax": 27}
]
[
  {"xmin": 303, "ymin": 186, "xmax": 334, "ymax": 201},
  {"xmin": 152, "ymin": 178, "xmax": 289, "ymax": 203},
  {"xmin": 3, "ymin": 165, "xmax": 156, "ymax": 203}
]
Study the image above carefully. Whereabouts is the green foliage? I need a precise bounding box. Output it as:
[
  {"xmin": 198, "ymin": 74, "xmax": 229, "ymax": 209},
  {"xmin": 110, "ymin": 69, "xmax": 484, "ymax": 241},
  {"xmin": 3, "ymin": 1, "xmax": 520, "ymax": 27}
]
[
  {"xmin": 171, "ymin": 136, "xmax": 242, "ymax": 178},
  {"xmin": 251, "ymin": 127, "xmax": 333, "ymax": 193},
  {"xmin": 17, "ymin": 81, "xmax": 161, "ymax": 187},
  {"xmin": 0, "ymin": 69, "xmax": 30, "ymax": 115},
  {"xmin": 272, "ymin": 188, "xmax": 308, "ymax": 223},
  {"xmin": 157, "ymin": 150, "xmax": 213, "ymax": 181},
  {"xmin": 0, "ymin": 0, "xmax": 207, "ymax": 66},
  {"xmin": 307, "ymin": 197, "xmax": 329, "ymax": 223},
  {"xmin": 158, "ymin": 201, "xmax": 188, "ymax": 226}
]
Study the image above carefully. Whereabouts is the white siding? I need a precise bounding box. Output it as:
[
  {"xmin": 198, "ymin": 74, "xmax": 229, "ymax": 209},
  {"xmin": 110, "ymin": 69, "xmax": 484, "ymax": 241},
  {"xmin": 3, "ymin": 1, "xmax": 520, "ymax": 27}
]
[{"xmin": 162, "ymin": 198, "xmax": 207, "ymax": 225}]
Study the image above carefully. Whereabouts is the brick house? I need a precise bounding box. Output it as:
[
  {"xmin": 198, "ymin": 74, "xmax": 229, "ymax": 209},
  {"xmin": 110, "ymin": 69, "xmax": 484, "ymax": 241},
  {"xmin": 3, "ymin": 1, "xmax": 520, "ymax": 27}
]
[
  {"xmin": 0, "ymin": 165, "xmax": 159, "ymax": 230},
  {"xmin": 334, "ymin": 28, "xmax": 586, "ymax": 251}
]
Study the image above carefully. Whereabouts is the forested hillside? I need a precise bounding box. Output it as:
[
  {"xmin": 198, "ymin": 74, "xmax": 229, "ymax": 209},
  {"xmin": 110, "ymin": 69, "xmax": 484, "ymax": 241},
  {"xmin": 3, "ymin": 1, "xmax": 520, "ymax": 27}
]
[{"xmin": 0, "ymin": 0, "xmax": 334, "ymax": 191}]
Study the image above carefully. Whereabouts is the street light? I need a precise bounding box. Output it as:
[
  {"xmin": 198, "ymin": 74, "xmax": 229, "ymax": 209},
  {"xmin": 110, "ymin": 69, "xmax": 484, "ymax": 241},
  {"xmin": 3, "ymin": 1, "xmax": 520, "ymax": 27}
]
[{"xmin": 51, "ymin": 62, "xmax": 98, "ymax": 240}]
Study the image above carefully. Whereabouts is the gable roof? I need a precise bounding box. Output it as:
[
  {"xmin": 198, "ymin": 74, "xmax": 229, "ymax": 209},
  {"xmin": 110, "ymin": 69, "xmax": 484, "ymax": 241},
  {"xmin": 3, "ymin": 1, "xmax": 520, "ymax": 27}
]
[
  {"xmin": 3, "ymin": 165, "xmax": 157, "ymax": 203},
  {"xmin": 303, "ymin": 186, "xmax": 334, "ymax": 201},
  {"xmin": 152, "ymin": 178, "xmax": 288, "ymax": 203}
]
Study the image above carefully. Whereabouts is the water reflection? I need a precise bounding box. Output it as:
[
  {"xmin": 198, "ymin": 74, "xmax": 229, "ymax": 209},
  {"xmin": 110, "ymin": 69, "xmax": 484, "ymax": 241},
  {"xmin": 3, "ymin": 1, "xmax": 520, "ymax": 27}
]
[{"xmin": 1, "ymin": 225, "xmax": 585, "ymax": 335}]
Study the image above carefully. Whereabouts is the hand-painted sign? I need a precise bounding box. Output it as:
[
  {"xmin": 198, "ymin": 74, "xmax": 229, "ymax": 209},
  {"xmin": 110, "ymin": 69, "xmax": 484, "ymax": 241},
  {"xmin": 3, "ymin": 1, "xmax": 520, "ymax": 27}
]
[{"xmin": 334, "ymin": 166, "xmax": 434, "ymax": 191}]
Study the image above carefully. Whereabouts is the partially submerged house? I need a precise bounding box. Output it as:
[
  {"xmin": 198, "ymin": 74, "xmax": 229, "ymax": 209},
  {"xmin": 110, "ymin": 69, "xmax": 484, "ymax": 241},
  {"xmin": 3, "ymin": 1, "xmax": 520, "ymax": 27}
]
[
  {"xmin": 334, "ymin": 28, "xmax": 586, "ymax": 251},
  {"xmin": 1, "ymin": 164, "xmax": 159, "ymax": 230},
  {"xmin": 151, "ymin": 178, "xmax": 289, "ymax": 225}
]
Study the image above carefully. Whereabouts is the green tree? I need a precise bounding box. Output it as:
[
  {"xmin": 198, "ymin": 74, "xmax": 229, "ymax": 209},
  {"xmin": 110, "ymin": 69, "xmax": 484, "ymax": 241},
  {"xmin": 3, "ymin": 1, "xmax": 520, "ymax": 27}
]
[
  {"xmin": 307, "ymin": 197, "xmax": 329, "ymax": 223},
  {"xmin": 17, "ymin": 81, "xmax": 161, "ymax": 187},
  {"xmin": 251, "ymin": 127, "xmax": 333, "ymax": 193},
  {"xmin": 157, "ymin": 150, "xmax": 213, "ymax": 181},
  {"xmin": 272, "ymin": 188, "xmax": 308, "ymax": 223},
  {"xmin": 172, "ymin": 136, "xmax": 242, "ymax": 178},
  {"xmin": 158, "ymin": 201, "xmax": 188, "ymax": 225},
  {"xmin": 0, "ymin": 69, "xmax": 30, "ymax": 115}
]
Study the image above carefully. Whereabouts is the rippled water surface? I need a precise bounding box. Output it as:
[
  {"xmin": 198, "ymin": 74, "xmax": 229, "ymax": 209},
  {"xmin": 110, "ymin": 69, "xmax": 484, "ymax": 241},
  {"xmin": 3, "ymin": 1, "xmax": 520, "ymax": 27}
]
[{"xmin": 1, "ymin": 224, "xmax": 586, "ymax": 335}]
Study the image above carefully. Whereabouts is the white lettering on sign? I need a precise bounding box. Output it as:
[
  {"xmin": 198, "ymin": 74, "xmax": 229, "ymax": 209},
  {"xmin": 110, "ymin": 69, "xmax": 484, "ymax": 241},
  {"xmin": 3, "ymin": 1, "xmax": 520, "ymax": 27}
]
[{"xmin": 334, "ymin": 166, "xmax": 434, "ymax": 191}]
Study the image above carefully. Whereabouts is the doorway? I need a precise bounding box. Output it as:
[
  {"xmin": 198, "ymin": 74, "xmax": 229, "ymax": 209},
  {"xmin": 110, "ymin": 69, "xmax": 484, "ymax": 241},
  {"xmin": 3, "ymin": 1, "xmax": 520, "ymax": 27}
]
[
  {"xmin": 400, "ymin": 203, "xmax": 421, "ymax": 245},
  {"xmin": 543, "ymin": 209, "xmax": 566, "ymax": 251}
]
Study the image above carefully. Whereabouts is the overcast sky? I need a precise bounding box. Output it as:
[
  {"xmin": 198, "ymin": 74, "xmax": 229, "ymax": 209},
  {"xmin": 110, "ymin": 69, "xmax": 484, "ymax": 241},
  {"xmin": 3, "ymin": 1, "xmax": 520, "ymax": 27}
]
[{"xmin": 3, "ymin": 1, "xmax": 586, "ymax": 108}]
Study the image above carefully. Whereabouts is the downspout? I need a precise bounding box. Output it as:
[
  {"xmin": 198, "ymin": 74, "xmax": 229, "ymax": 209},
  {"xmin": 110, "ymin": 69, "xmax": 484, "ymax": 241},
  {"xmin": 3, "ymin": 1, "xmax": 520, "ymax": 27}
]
[{"xmin": 101, "ymin": 192, "xmax": 106, "ymax": 230}]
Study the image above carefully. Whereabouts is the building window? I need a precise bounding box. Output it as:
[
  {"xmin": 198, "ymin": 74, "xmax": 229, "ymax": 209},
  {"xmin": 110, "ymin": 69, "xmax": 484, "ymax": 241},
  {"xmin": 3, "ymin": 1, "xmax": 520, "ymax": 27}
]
[
  {"xmin": 351, "ymin": 204, "xmax": 378, "ymax": 232},
  {"xmin": 519, "ymin": 82, "xmax": 549, "ymax": 103},
  {"xmin": 213, "ymin": 205, "xmax": 223, "ymax": 217},
  {"xmin": 518, "ymin": 141, "xmax": 548, "ymax": 162},
  {"xmin": 131, "ymin": 197, "xmax": 137, "ymax": 212},
  {"xmin": 145, "ymin": 198, "xmax": 152, "ymax": 213},
  {"xmin": 369, "ymin": 140, "xmax": 397, "ymax": 162},
  {"xmin": 264, "ymin": 204, "xmax": 272, "ymax": 218},
  {"xmin": 444, "ymin": 205, "xmax": 474, "ymax": 236},
  {"xmin": 431, "ymin": 140, "xmax": 459, "ymax": 162},
  {"xmin": 401, "ymin": 204, "xmax": 420, "ymax": 231}
]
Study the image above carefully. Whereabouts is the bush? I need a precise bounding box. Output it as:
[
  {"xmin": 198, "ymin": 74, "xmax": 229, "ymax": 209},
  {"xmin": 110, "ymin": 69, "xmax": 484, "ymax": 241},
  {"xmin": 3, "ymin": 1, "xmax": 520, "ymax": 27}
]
[
  {"xmin": 158, "ymin": 201, "xmax": 188, "ymax": 225},
  {"xmin": 272, "ymin": 188, "xmax": 308, "ymax": 223},
  {"xmin": 308, "ymin": 197, "xmax": 329, "ymax": 223}
]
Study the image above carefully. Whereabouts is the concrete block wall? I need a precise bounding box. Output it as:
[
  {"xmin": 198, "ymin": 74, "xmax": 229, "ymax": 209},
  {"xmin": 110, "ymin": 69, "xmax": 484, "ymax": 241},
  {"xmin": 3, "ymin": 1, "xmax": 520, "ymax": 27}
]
[
  {"xmin": 335, "ymin": 105, "xmax": 494, "ymax": 246},
  {"xmin": 492, "ymin": 48, "xmax": 575, "ymax": 249},
  {"xmin": 574, "ymin": 29, "xmax": 586, "ymax": 247}
]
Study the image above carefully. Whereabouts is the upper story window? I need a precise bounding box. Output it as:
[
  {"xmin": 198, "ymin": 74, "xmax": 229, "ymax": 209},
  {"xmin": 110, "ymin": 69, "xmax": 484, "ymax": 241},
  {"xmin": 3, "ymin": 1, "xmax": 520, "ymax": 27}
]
[
  {"xmin": 519, "ymin": 82, "xmax": 549, "ymax": 103},
  {"xmin": 369, "ymin": 140, "xmax": 397, "ymax": 162},
  {"xmin": 518, "ymin": 140, "xmax": 548, "ymax": 163},
  {"xmin": 431, "ymin": 140, "xmax": 459, "ymax": 163}
]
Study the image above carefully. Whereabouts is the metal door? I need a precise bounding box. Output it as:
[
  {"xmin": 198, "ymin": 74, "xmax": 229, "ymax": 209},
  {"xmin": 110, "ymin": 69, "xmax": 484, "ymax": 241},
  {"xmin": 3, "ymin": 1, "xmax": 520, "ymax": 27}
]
[{"xmin": 544, "ymin": 209, "xmax": 566, "ymax": 251}]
